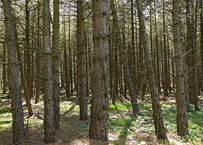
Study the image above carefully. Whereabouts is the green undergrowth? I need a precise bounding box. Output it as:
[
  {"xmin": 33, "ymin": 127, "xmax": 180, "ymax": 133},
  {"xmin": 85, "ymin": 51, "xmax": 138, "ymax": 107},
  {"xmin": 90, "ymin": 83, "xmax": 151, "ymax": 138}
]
[{"xmin": 0, "ymin": 93, "xmax": 203, "ymax": 144}]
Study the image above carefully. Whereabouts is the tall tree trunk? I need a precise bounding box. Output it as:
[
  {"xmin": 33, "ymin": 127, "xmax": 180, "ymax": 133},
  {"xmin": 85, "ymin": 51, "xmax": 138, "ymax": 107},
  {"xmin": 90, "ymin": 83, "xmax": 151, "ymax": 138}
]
[
  {"xmin": 2, "ymin": 0, "xmax": 25, "ymax": 143},
  {"xmin": 43, "ymin": 0, "xmax": 55, "ymax": 142},
  {"xmin": 201, "ymin": 0, "xmax": 203, "ymax": 93},
  {"xmin": 186, "ymin": 0, "xmax": 195, "ymax": 104},
  {"xmin": 136, "ymin": 0, "xmax": 168, "ymax": 140},
  {"xmin": 154, "ymin": 0, "xmax": 161, "ymax": 94},
  {"xmin": 63, "ymin": 18, "xmax": 70, "ymax": 98},
  {"xmin": 110, "ymin": 0, "xmax": 139, "ymax": 113},
  {"xmin": 131, "ymin": 0, "xmax": 136, "ymax": 92},
  {"xmin": 89, "ymin": 0, "xmax": 109, "ymax": 140},
  {"xmin": 163, "ymin": 0, "xmax": 168, "ymax": 100},
  {"xmin": 35, "ymin": 0, "xmax": 41, "ymax": 104},
  {"xmin": 26, "ymin": 0, "xmax": 32, "ymax": 98},
  {"xmin": 172, "ymin": 0, "xmax": 189, "ymax": 136},
  {"xmin": 77, "ymin": 0, "xmax": 88, "ymax": 120},
  {"xmin": 52, "ymin": 0, "xmax": 60, "ymax": 129},
  {"xmin": 194, "ymin": 0, "xmax": 199, "ymax": 111}
]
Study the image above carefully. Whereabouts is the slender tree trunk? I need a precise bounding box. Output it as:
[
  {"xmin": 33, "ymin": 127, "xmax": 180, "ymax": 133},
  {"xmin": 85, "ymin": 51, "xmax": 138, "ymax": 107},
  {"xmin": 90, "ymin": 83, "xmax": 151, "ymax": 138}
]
[
  {"xmin": 172, "ymin": 0, "xmax": 189, "ymax": 136},
  {"xmin": 163, "ymin": 0, "xmax": 168, "ymax": 100},
  {"xmin": 89, "ymin": 0, "xmax": 109, "ymax": 140},
  {"xmin": 110, "ymin": 0, "xmax": 139, "ymax": 113},
  {"xmin": 26, "ymin": 0, "xmax": 32, "ymax": 98},
  {"xmin": 2, "ymin": 0, "xmax": 25, "ymax": 143},
  {"xmin": 63, "ymin": 19, "xmax": 70, "ymax": 98},
  {"xmin": 3, "ymin": 43, "xmax": 6, "ymax": 94},
  {"xmin": 52, "ymin": 0, "xmax": 60, "ymax": 129},
  {"xmin": 43, "ymin": 0, "xmax": 55, "ymax": 142},
  {"xmin": 194, "ymin": 0, "xmax": 199, "ymax": 111},
  {"xmin": 131, "ymin": 0, "xmax": 136, "ymax": 92},
  {"xmin": 35, "ymin": 0, "xmax": 41, "ymax": 104},
  {"xmin": 186, "ymin": 0, "xmax": 195, "ymax": 104},
  {"xmin": 154, "ymin": 0, "xmax": 161, "ymax": 94},
  {"xmin": 14, "ymin": 18, "xmax": 33, "ymax": 116},
  {"xmin": 77, "ymin": 0, "xmax": 88, "ymax": 120},
  {"xmin": 136, "ymin": 0, "xmax": 168, "ymax": 140}
]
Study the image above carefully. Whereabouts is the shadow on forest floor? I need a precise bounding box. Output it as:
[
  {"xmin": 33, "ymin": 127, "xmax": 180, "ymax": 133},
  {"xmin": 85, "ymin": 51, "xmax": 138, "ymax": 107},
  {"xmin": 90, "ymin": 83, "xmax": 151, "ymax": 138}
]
[{"xmin": 0, "ymin": 92, "xmax": 202, "ymax": 145}]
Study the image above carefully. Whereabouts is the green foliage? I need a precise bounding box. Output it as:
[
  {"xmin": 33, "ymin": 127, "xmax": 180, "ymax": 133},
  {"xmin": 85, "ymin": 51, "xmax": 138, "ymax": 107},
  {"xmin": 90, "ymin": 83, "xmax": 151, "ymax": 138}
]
[
  {"xmin": 111, "ymin": 141, "xmax": 122, "ymax": 145},
  {"xmin": 81, "ymin": 124, "xmax": 90, "ymax": 131}
]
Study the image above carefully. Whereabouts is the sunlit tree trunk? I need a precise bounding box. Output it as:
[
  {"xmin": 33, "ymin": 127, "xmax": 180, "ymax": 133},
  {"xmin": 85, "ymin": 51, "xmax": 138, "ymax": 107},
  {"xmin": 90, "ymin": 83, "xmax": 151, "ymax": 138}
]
[
  {"xmin": 89, "ymin": 0, "xmax": 109, "ymax": 140},
  {"xmin": 172, "ymin": 0, "xmax": 189, "ymax": 136},
  {"xmin": 43, "ymin": 0, "xmax": 55, "ymax": 142}
]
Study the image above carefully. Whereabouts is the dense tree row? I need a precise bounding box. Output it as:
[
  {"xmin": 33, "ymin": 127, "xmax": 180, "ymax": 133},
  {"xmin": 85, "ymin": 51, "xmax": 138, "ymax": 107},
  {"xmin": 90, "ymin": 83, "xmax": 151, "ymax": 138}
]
[{"xmin": 0, "ymin": 0, "xmax": 202, "ymax": 143}]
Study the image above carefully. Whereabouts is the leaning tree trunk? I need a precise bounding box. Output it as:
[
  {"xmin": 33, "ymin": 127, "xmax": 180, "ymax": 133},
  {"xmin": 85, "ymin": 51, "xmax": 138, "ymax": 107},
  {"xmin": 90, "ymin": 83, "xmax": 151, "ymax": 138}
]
[
  {"xmin": 172, "ymin": 0, "xmax": 189, "ymax": 136},
  {"xmin": 135, "ymin": 0, "xmax": 168, "ymax": 140},
  {"xmin": 43, "ymin": 0, "xmax": 55, "ymax": 143},
  {"xmin": 52, "ymin": 0, "xmax": 60, "ymax": 130},
  {"xmin": 2, "ymin": 0, "xmax": 25, "ymax": 143},
  {"xmin": 89, "ymin": 0, "xmax": 109, "ymax": 140},
  {"xmin": 77, "ymin": 0, "xmax": 88, "ymax": 120},
  {"xmin": 110, "ymin": 0, "xmax": 139, "ymax": 114}
]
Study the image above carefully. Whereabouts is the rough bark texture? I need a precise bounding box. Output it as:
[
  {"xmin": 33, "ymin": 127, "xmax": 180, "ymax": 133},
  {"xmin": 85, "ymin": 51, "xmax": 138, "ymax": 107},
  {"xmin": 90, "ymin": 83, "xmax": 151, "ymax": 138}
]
[
  {"xmin": 110, "ymin": 0, "xmax": 139, "ymax": 114},
  {"xmin": 2, "ymin": 0, "xmax": 25, "ymax": 143},
  {"xmin": 89, "ymin": 0, "xmax": 109, "ymax": 140},
  {"xmin": 77, "ymin": 0, "xmax": 88, "ymax": 120},
  {"xmin": 52, "ymin": 0, "xmax": 60, "ymax": 129},
  {"xmin": 172, "ymin": 0, "xmax": 189, "ymax": 136},
  {"xmin": 136, "ymin": 0, "xmax": 168, "ymax": 140},
  {"xmin": 43, "ymin": 0, "xmax": 55, "ymax": 142}
]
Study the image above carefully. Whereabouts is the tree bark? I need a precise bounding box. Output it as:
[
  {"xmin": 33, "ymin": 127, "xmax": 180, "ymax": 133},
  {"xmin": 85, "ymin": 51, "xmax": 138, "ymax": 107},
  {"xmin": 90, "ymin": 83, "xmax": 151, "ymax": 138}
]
[
  {"xmin": 52, "ymin": 0, "xmax": 60, "ymax": 129},
  {"xmin": 172, "ymin": 0, "xmax": 189, "ymax": 136},
  {"xmin": 43, "ymin": 0, "xmax": 55, "ymax": 142},
  {"xmin": 186, "ymin": 0, "xmax": 195, "ymax": 104},
  {"xmin": 77, "ymin": 0, "xmax": 88, "ymax": 120},
  {"xmin": 89, "ymin": 0, "xmax": 109, "ymax": 140},
  {"xmin": 2, "ymin": 0, "xmax": 25, "ymax": 143},
  {"xmin": 136, "ymin": 0, "xmax": 168, "ymax": 140}
]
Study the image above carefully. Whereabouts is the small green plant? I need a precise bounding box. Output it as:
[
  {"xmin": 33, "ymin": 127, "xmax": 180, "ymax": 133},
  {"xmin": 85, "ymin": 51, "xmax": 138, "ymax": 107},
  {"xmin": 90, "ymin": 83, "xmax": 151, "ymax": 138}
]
[
  {"xmin": 119, "ymin": 129, "xmax": 131, "ymax": 136},
  {"xmin": 70, "ymin": 132, "xmax": 76, "ymax": 136},
  {"xmin": 81, "ymin": 124, "xmax": 90, "ymax": 131}
]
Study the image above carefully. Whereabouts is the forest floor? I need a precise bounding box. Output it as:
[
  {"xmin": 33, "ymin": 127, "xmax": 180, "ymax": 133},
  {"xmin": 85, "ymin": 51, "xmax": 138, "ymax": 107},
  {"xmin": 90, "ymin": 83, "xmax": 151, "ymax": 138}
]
[{"xmin": 0, "ymin": 91, "xmax": 203, "ymax": 145}]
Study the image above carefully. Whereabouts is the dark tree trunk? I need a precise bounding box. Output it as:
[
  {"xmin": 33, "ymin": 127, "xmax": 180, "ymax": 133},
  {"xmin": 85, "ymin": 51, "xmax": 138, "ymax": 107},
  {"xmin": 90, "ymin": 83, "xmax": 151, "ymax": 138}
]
[
  {"xmin": 77, "ymin": 0, "xmax": 88, "ymax": 120},
  {"xmin": 52, "ymin": 0, "xmax": 60, "ymax": 129}
]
